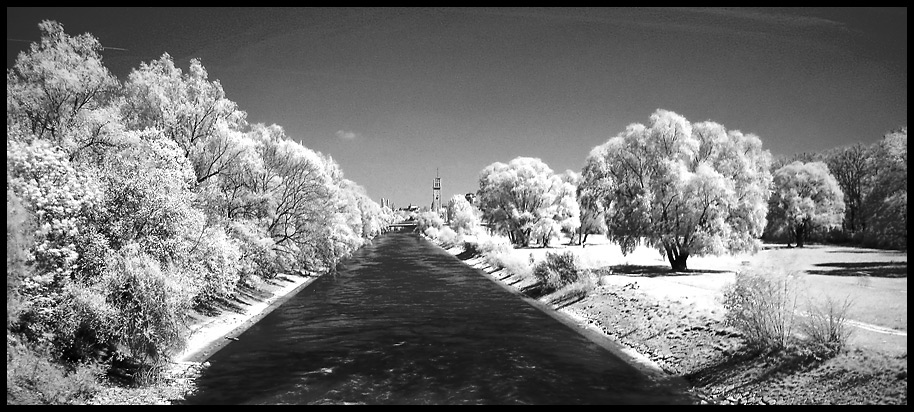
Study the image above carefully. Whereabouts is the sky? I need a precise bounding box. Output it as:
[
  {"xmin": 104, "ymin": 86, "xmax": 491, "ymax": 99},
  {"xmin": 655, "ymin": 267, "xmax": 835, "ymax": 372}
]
[{"xmin": 7, "ymin": 7, "xmax": 907, "ymax": 208}]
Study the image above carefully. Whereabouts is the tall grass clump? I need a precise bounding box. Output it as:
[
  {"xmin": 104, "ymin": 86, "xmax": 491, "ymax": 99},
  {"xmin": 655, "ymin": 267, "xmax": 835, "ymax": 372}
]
[
  {"xmin": 489, "ymin": 251, "xmax": 533, "ymax": 278},
  {"xmin": 476, "ymin": 233, "xmax": 513, "ymax": 256},
  {"xmin": 722, "ymin": 269, "xmax": 803, "ymax": 350},
  {"xmin": 801, "ymin": 296, "xmax": 854, "ymax": 356},
  {"xmin": 532, "ymin": 251, "xmax": 581, "ymax": 293}
]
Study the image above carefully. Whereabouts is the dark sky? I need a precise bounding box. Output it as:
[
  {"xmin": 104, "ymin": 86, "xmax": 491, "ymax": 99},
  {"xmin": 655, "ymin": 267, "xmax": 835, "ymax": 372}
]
[{"xmin": 7, "ymin": 7, "xmax": 907, "ymax": 208}]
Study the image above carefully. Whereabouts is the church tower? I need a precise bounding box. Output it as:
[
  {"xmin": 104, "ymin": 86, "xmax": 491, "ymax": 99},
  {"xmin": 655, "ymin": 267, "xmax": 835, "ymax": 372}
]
[{"xmin": 432, "ymin": 168, "xmax": 441, "ymax": 213}]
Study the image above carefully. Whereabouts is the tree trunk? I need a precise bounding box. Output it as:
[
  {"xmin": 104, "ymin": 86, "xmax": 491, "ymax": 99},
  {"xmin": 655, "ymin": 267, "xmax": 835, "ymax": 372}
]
[
  {"xmin": 665, "ymin": 244, "xmax": 689, "ymax": 272},
  {"xmin": 795, "ymin": 225, "xmax": 806, "ymax": 248},
  {"xmin": 671, "ymin": 253, "xmax": 689, "ymax": 272}
]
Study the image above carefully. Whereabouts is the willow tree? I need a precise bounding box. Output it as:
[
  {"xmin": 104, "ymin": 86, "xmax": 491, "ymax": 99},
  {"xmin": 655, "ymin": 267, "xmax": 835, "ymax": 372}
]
[{"xmin": 581, "ymin": 109, "xmax": 772, "ymax": 271}]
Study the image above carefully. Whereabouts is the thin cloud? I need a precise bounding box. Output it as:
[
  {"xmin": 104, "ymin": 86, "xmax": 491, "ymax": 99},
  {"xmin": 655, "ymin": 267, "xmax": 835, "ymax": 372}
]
[{"xmin": 336, "ymin": 130, "xmax": 360, "ymax": 140}]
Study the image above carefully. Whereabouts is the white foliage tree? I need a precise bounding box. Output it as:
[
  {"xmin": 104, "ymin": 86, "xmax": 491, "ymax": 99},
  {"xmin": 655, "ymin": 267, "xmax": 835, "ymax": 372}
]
[
  {"xmin": 447, "ymin": 194, "xmax": 481, "ymax": 235},
  {"xmin": 768, "ymin": 161, "xmax": 846, "ymax": 248},
  {"xmin": 476, "ymin": 157, "xmax": 576, "ymax": 247},
  {"xmin": 582, "ymin": 109, "xmax": 773, "ymax": 271}
]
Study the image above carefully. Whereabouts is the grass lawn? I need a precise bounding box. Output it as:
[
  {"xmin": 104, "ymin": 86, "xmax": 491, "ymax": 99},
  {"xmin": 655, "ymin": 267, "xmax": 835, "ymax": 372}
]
[{"xmin": 508, "ymin": 235, "xmax": 907, "ymax": 354}]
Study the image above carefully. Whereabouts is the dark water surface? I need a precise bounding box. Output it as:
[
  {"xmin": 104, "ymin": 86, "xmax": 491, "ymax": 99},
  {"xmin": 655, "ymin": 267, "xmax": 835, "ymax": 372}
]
[{"xmin": 182, "ymin": 232, "xmax": 693, "ymax": 404}]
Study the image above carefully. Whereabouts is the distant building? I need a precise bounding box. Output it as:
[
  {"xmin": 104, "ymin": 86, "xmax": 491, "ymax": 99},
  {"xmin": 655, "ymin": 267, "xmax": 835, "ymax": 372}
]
[
  {"xmin": 431, "ymin": 169, "xmax": 441, "ymax": 214},
  {"xmin": 465, "ymin": 192, "xmax": 477, "ymax": 205}
]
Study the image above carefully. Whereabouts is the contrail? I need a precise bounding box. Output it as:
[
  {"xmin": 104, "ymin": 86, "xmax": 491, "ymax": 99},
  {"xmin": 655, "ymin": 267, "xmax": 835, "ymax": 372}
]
[{"xmin": 7, "ymin": 38, "xmax": 128, "ymax": 51}]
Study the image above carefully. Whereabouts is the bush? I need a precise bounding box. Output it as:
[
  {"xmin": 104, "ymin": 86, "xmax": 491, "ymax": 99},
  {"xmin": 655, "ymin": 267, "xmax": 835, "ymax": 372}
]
[
  {"xmin": 801, "ymin": 296, "xmax": 854, "ymax": 356},
  {"xmin": 436, "ymin": 226, "xmax": 461, "ymax": 248},
  {"xmin": 416, "ymin": 211, "xmax": 444, "ymax": 233},
  {"xmin": 7, "ymin": 188, "xmax": 33, "ymax": 326},
  {"xmin": 487, "ymin": 251, "xmax": 533, "ymax": 278},
  {"xmin": 7, "ymin": 333, "xmax": 104, "ymax": 405},
  {"xmin": 227, "ymin": 220, "xmax": 279, "ymax": 280},
  {"xmin": 185, "ymin": 227, "xmax": 242, "ymax": 304},
  {"xmin": 476, "ymin": 233, "xmax": 513, "ymax": 256},
  {"xmin": 423, "ymin": 226, "xmax": 440, "ymax": 240},
  {"xmin": 723, "ymin": 269, "xmax": 802, "ymax": 350},
  {"xmin": 101, "ymin": 244, "xmax": 194, "ymax": 364},
  {"xmin": 532, "ymin": 251, "xmax": 581, "ymax": 293},
  {"xmin": 53, "ymin": 283, "xmax": 117, "ymax": 363},
  {"xmin": 462, "ymin": 240, "xmax": 480, "ymax": 256}
]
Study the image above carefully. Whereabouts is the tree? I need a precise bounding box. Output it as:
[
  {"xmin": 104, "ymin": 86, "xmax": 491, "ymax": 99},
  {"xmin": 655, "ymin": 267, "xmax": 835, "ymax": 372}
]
[
  {"xmin": 862, "ymin": 128, "xmax": 907, "ymax": 249},
  {"xmin": 476, "ymin": 157, "xmax": 572, "ymax": 247},
  {"xmin": 555, "ymin": 170, "xmax": 583, "ymax": 245},
  {"xmin": 822, "ymin": 143, "xmax": 875, "ymax": 234},
  {"xmin": 576, "ymin": 163, "xmax": 608, "ymax": 246},
  {"xmin": 122, "ymin": 53, "xmax": 248, "ymax": 185},
  {"xmin": 768, "ymin": 161, "xmax": 846, "ymax": 248},
  {"xmin": 6, "ymin": 140, "xmax": 101, "ymax": 284},
  {"xmin": 581, "ymin": 109, "xmax": 773, "ymax": 271},
  {"xmin": 447, "ymin": 194, "xmax": 481, "ymax": 235},
  {"xmin": 7, "ymin": 20, "xmax": 121, "ymax": 154}
]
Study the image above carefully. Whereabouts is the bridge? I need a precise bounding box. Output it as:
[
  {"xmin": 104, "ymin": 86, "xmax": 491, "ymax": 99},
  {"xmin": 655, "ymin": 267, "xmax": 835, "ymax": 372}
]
[{"xmin": 387, "ymin": 222, "xmax": 418, "ymax": 232}]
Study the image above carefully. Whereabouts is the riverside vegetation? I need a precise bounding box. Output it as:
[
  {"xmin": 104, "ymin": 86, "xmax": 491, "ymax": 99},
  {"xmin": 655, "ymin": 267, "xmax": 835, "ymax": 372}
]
[{"xmin": 8, "ymin": 20, "xmax": 906, "ymax": 405}]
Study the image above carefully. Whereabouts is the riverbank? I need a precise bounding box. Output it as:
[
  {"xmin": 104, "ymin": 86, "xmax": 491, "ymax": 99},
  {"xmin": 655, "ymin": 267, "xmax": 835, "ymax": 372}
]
[
  {"xmin": 436, "ymin": 236, "xmax": 907, "ymax": 405},
  {"xmin": 87, "ymin": 273, "xmax": 320, "ymax": 405}
]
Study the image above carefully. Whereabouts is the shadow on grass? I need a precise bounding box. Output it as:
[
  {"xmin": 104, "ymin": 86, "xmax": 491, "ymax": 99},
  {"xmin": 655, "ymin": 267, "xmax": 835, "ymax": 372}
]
[
  {"xmin": 520, "ymin": 282, "xmax": 548, "ymax": 299},
  {"xmin": 807, "ymin": 261, "xmax": 907, "ymax": 278},
  {"xmin": 549, "ymin": 290, "xmax": 588, "ymax": 310},
  {"xmin": 455, "ymin": 249, "xmax": 478, "ymax": 260},
  {"xmin": 605, "ymin": 264, "xmax": 731, "ymax": 277},
  {"xmin": 762, "ymin": 245, "xmax": 795, "ymax": 251},
  {"xmin": 686, "ymin": 346, "xmax": 824, "ymax": 393},
  {"xmin": 826, "ymin": 249, "xmax": 907, "ymax": 255}
]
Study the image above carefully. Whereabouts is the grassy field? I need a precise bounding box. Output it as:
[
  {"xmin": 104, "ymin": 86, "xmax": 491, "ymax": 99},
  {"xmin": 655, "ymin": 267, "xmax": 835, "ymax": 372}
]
[
  {"xmin": 511, "ymin": 235, "xmax": 907, "ymax": 355},
  {"xmin": 458, "ymin": 234, "xmax": 907, "ymax": 404}
]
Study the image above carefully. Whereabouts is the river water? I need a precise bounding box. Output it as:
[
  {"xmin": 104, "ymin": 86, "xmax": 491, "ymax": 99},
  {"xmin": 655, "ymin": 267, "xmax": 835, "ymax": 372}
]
[{"xmin": 181, "ymin": 232, "xmax": 693, "ymax": 404}]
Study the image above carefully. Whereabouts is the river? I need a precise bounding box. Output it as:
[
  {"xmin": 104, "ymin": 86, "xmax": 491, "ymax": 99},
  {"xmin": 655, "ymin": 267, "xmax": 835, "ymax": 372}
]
[{"xmin": 181, "ymin": 232, "xmax": 693, "ymax": 404}]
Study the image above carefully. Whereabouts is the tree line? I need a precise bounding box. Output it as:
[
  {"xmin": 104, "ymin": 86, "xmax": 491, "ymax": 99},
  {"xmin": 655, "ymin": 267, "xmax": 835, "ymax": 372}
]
[
  {"xmin": 7, "ymin": 21, "xmax": 397, "ymax": 400},
  {"xmin": 471, "ymin": 110, "xmax": 906, "ymax": 271}
]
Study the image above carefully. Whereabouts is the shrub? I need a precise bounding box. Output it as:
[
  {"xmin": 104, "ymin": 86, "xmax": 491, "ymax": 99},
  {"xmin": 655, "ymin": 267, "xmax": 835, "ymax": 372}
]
[
  {"xmin": 101, "ymin": 244, "xmax": 194, "ymax": 364},
  {"xmin": 532, "ymin": 251, "xmax": 581, "ymax": 293},
  {"xmin": 416, "ymin": 211, "xmax": 445, "ymax": 233},
  {"xmin": 185, "ymin": 227, "xmax": 242, "ymax": 304},
  {"xmin": 7, "ymin": 333, "xmax": 103, "ymax": 405},
  {"xmin": 436, "ymin": 226, "xmax": 461, "ymax": 248},
  {"xmin": 423, "ymin": 226, "xmax": 440, "ymax": 240},
  {"xmin": 7, "ymin": 188, "xmax": 33, "ymax": 326},
  {"xmin": 487, "ymin": 251, "xmax": 533, "ymax": 278},
  {"xmin": 800, "ymin": 296, "xmax": 854, "ymax": 356},
  {"xmin": 227, "ymin": 220, "xmax": 279, "ymax": 280},
  {"xmin": 723, "ymin": 269, "xmax": 802, "ymax": 350},
  {"xmin": 476, "ymin": 233, "xmax": 513, "ymax": 256},
  {"xmin": 53, "ymin": 283, "xmax": 117, "ymax": 363},
  {"xmin": 462, "ymin": 240, "xmax": 480, "ymax": 256}
]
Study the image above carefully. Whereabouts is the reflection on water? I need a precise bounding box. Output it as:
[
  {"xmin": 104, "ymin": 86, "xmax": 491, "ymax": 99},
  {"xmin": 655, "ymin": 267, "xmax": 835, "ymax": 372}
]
[{"xmin": 182, "ymin": 232, "xmax": 693, "ymax": 404}]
